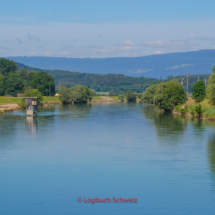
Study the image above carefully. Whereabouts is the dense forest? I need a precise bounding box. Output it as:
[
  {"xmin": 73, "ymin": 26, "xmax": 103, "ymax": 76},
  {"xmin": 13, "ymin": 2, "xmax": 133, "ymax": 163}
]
[
  {"xmin": 16, "ymin": 62, "xmax": 159, "ymax": 93},
  {"xmin": 16, "ymin": 61, "xmax": 211, "ymax": 93},
  {"xmin": 0, "ymin": 59, "xmax": 55, "ymax": 96}
]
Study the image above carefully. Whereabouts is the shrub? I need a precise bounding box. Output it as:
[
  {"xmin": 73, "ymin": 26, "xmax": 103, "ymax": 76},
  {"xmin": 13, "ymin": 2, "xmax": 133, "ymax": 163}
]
[
  {"xmin": 181, "ymin": 108, "xmax": 186, "ymax": 114},
  {"xmin": 207, "ymin": 66, "xmax": 215, "ymax": 106},
  {"xmin": 180, "ymin": 106, "xmax": 188, "ymax": 114},
  {"xmin": 18, "ymin": 101, "xmax": 26, "ymax": 109},
  {"xmin": 175, "ymin": 105, "xmax": 181, "ymax": 112},
  {"xmin": 195, "ymin": 104, "xmax": 204, "ymax": 117},
  {"xmin": 137, "ymin": 94, "xmax": 142, "ymax": 99},
  {"xmin": 23, "ymin": 89, "xmax": 43, "ymax": 105},
  {"xmin": 126, "ymin": 91, "xmax": 136, "ymax": 102},
  {"xmin": 190, "ymin": 109, "xmax": 195, "ymax": 116},
  {"xmin": 118, "ymin": 95, "xmax": 125, "ymax": 101},
  {"xmin": 204, "ymin": 108, "xmax": 215, "ymax": 118}
]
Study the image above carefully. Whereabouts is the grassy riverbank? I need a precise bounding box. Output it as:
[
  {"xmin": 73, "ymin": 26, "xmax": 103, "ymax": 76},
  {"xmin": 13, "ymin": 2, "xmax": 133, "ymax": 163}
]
[
  {"xmin": 174, "ymin": 98, "xmax": 215, "ymax": 119},
  {"xmin": 0, "ymin": 96, "xmax": 61, "ymax": 105},
  {"xmin": 0, "ymin": 96, "xmax": 104, "ymax": 106}
]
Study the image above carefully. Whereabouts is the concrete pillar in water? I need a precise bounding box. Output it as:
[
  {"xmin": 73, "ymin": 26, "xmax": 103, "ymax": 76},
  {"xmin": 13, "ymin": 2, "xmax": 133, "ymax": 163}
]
[{"xmin": 25, "ymin": 97, "xmax": 38, "ymax": 116}]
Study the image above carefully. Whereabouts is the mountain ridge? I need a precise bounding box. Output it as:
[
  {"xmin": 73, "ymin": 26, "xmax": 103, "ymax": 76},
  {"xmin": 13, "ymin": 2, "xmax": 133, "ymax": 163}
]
[{"xmin": 7, "ymin": 49, "xmax": 215, "ymax": 78}]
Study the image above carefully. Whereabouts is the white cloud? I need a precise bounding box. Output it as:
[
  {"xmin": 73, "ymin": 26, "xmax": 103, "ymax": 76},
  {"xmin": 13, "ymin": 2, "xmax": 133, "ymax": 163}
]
[
  {"xmin": 26, "ymin": 52, "xmax": 37, "ymax": 57},
  {"xmin": 142, "ymin": 39, "xmax": 197, "ymax": 49},
  {"xmin": 0, "ymin": 19, "xmax": 215, "ymax": 58},
  {"xmin": 154, "ymin": 51, "xmax": 162, "ymax": 54},
  {"xmin": 166, "ymin": 64, "xmax": 193, "ymax": 70},
  {"xmin": 124, "ymin": 40, "xmax": 134, "ymax": 46},
  {"xmin": 135, "ymin": 69, "xmax": 153, "ymax": 73},
  {"xmin": 45, "ymin": 52, "xmax": 53, "ymax": 56},
  {"xmin": 93, "ymin": 48, "xmax": 108, "ymax": 53}
]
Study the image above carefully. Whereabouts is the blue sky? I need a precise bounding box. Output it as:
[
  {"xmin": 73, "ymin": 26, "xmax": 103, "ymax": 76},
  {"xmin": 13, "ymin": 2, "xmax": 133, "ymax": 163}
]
[{"xmin": 1, "ymin": 0, "xmax": 215, "ymax": 58}]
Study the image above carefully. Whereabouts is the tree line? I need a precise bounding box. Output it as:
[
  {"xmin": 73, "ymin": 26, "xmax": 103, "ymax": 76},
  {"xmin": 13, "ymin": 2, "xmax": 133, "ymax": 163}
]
[
  {"xmin": 141, "ymin": 66, "xmax": 215, "ymax": 113},
  {"xmin": 16, "ymin": 61, "xmax": 211, "ymax": 94},
  {"xmin": 0, "ymin": 58, "xmax": 55, "ymax": 97}
]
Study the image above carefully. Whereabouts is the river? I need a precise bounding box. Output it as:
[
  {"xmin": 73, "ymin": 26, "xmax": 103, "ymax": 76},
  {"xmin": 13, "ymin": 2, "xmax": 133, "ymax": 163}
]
[{"xmin": 0, "ymin": 102, "xmax": 215, "ymax": 215}]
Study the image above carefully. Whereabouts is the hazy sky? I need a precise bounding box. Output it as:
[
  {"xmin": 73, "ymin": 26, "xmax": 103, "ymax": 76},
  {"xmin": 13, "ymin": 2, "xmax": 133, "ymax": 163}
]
[{"xmin": 1, "ymin": 0, "xmax": 215, "ymax": 58}]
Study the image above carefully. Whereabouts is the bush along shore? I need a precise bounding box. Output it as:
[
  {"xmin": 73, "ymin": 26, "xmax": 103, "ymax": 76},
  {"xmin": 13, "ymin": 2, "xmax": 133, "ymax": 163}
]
[
  {"xmin": 141, "ymin": 66, "xmax": 215, "ymax": 121},
  {"xmin": 173, "ymin": 98, "xmax": 215, "ymax": 121}
]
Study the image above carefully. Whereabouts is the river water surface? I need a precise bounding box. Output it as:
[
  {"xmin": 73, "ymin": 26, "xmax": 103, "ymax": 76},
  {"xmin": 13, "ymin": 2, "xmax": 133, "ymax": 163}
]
[{"xmin": 1, "ymin": 103, "xmax": 215, "ymax": 215}]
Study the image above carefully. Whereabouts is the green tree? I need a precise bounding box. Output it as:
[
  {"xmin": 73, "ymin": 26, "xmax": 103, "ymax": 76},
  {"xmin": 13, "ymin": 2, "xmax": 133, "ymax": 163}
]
[
  {"xmin": 207, "ymin": 66, "xmax": 215, "ymax": 106},
  {"xmin": 31, "ymin": 72, "xmax": 55, "ymax": 96},
  {"xmin": 154, "ymin": 80, "xmax": 187, "ymax": 112},
  {"xmin": 59, "ymin": 85, "xmax": 93, "ymax": 104},
  {"xmin": 0, "ymin": 75, "xmax": 5, "ymax": 96},
  {"xmin": 70, "ymin": 85, "xmax": 93, "ymax": 103},
  {"xmin": 5, "ymin": 73, "xmax": 23, "ymax": 96},
  {"xmin": 0, "ymin": 58, "xmax": 17, "ymax": 76},
  {"xmin": 192, "ymin": 81, "xmax": 206, "ymax": 102},
  {"xmin": 141, "ymin": 83, "xmax": 158, "ymax": 104},
  {"xmin": 18, "ymin": 68, "xmax": 28, "ymax": 81},
  {"xmin": 109, "ymin": 89, "xmax": 115, "ymax": 96},
  {"xmin": 126, "ymin": 91, "xmax": 136, "ymax": 102},
  {"xmin": 27, "ymin": 71, "xmax": 37, "ymax": 88},
  {"xmin": 23, "ymin": 89, "xmax": 43, "ymax": 105},
  {"xmin": 59, "ymin": 86, "xmax": 71, "ymax": 103}
]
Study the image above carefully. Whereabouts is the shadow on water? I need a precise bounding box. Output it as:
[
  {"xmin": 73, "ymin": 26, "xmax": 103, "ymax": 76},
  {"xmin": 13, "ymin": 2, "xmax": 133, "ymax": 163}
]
[
  {"xmin": 207, "ymin": 134, "xmax": 215, "ymax": 185},
  {"xmin": 141, "ymin": 104, "xmax": 188, "ymax": 140}
]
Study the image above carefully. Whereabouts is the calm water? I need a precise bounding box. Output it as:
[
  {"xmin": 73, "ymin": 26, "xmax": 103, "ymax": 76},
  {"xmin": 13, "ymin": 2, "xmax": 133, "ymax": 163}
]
[{"xmin": 1, "ymin": 103, "xmax": 215, "ymax": 215}]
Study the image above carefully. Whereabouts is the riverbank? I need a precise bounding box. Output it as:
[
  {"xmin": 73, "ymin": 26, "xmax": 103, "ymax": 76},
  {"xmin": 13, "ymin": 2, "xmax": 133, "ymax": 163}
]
[
  {"xmin": 0, "ymin": 101, "xmax": 62, "ymax": 114},
  {"xmin": 91, "ymin": 96, "xmax": 120, "ymax": 103},
  {"xmin": 173, "ymin": 98, "xmax": 215, "ymax": 121},
  {"xmin": 0, "ymin": 96, "xmax": 62, "ymax": 114},
  {"xmin": 0, "ymin": 96, "xmax": 141, "ymax": 114},
  {"xmin": 0, "ymin": 96, "xmax": 114, "ymax": 114}
]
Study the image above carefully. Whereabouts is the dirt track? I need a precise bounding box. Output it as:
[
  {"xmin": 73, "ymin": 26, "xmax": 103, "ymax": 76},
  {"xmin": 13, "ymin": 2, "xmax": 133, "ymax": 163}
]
[
  {"xmin": 0, "ymin": 104, "xmax": 21, "ymax": 113},
  {"xmin": 91, "ymin": 96, "xmax": 119, "ymax": 103}
]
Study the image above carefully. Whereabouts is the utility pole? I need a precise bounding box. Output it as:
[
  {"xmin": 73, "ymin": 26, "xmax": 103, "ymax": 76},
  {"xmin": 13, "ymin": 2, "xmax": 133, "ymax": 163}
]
[
  {"xmin": 198, "ymin": 76, "xmax": 199, "ymax": 81},
  {"xmin": 187, "ymin": 72, "xmax": 189, "ymax": 98},
  {"xmin": 205, "ymin": 77, "xmax": 207, "ymax": 87},
  {"xmin": 49, "ymin": 86, "xmax": 51, "ymax": 97}
]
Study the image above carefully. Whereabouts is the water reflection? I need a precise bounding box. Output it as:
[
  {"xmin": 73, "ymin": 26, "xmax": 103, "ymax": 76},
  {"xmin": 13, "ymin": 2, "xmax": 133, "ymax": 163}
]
[
  {"xmin": 208, "ymin": 134, "xmax": 215, "ymax": 173},
  {"xmin": 25, "ymin": 116, "xmax": 37, "ymax": 134},
  {"xmin": 141, "ymin": 105, "xmax": 188, "ymax": 139},
  {"xmin": 207, "ymin": 134, "xmax": 215, "ymax": 190},
  {"xmin": 58, "ymin": 103, "xmax": 92, "ymax": 120}
]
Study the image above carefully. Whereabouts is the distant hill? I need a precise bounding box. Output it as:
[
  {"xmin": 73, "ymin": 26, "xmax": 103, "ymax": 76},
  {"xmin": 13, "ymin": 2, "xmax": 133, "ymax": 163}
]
[
  {"xmin": 7, "ymin": 49, "xmax": 215, "ymax": 78},
  {"xmin": 15, "ymin": 62, "xmax": 160, "ymax": 93},
  {"xmin": 15, "ymin": 62, "xmax": 210, "ymax": 93}
]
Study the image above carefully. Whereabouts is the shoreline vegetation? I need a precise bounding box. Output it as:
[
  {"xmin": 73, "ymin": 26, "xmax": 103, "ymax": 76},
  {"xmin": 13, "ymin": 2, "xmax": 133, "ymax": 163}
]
[
  {"xmin": 0, "ymin": 96, "xmax": 135, "ymax": 114},
  {"xmin": 172, "ymin": 98, "xmax": 215, "ymax": 121},
  {"xmin": 141, "ymin": 66, "xmax": 215, "ymax": 121},
  {"xmin": 0, "ymin": 94, "xmax": 142, "ymax": 114},
  {"xmin": 1, "ymin": 57, "xmax": 215, "ymax": 121}
]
